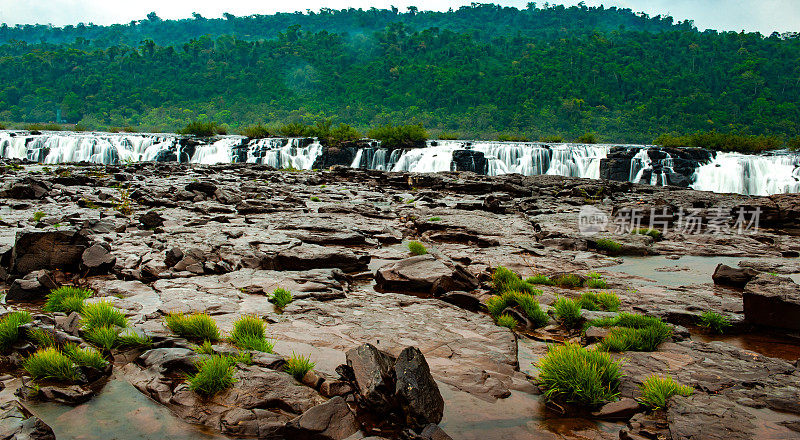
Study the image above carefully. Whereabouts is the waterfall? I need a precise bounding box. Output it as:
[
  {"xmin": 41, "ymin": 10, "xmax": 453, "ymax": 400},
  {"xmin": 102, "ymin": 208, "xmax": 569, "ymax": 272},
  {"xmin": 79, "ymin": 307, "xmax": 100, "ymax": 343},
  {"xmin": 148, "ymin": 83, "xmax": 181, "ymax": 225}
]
[
  {"xmin": 242, "ymin": 138, "xmax": 322, "ymax": 169},
  {"xmin": 691, "ymin": 152, "xmax": 800, "ymax": 196}
]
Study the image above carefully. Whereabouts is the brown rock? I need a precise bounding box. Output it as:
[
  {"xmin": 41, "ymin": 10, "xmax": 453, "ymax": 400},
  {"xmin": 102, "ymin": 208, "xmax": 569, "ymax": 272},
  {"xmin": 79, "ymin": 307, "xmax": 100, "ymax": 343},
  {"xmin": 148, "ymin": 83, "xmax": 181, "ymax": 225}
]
[
  {"xmin": 282, "ymin": 396, "xmax": 360, "ymax": 440},
  {"xmin": 591, "ymin": 397, "xmax": 642, "ymax": 420},
  {"xmin": 712, "ymin": 264, "xmax": 758, "ymax": 288},
  {"xmin": 743, "ymin": 273, "xmax": 800, "ymax": 330}
]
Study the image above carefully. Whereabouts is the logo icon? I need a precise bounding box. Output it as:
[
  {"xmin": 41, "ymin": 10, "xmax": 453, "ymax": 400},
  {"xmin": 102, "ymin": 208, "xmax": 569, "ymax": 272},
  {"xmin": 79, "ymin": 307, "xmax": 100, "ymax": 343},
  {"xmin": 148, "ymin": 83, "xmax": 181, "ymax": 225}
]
[{"xmin": 578, "ymin": 205, "xmax": 608, "ymax": 236}]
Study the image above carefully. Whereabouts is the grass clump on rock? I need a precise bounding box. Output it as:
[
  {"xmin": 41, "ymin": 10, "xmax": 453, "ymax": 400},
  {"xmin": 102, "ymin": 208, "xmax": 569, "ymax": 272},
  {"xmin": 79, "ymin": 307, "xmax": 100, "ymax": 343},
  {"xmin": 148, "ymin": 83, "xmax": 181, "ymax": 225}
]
[
  {"xmin": 269, "ymin": 288, "xmax": 293, "ymax": 309},
  {"xmin": 698, "ymin": 311, "xmax": 731, "ymax": 334},
  {"xmin": 537, "ymin": 343, "xmax": 622, "ymax": 406},
  {"xmin": 63, "ymin": 343, "xmax": 108, "ymax": 370},
  {"xmin": 578, "ymin": 291, "xmax": 620, "ymax": 312},
  {"xmin": 585, "ymin": 273, "xmax": 609, "ymax": 289},
  {"xmin": 589, "ymin": 313, "xmax": 672, "ymax": 352},
  {"xmin": 230, "ymin": 315, "xmax": 274, "ymax": 353},
  {"xmin": 496, "ymin": 314, "xmax": 517, "ymax": 329},
  {"xmin": 44, "ymin": 286, "xmax": 92, "ymax": 314},
  {"xmin": 594, "ymin": 239, "xmax": 622, "ymax": 255},
  {"xmin": 526, "ymin": 274, "xmax": 555, "ymax": 286},
  {"xmin": 284, "ymin": 352, "xmax": 316, "ymax": 380},
  {"xmin": 553, "ymin": 297, "xmax": 582, "ymax": 328},
  {"xmin": 81, "ymin": 301, "xmax": 127, "ymax": 330},
  {"xmin": 638, "ymin": 374, "xmax": 693, "ymax": 409},
  {"xmin": 187, "ymin": 355, "xmax": 237, "ymax": 396},
  {"xmin": 632, "ymin": 228, "xmax": 662, "ymax": 240},
  {"xmin": 485, "ymin": 291, "xmax": 549, "ymax": 329},
  {"xmin": 84, "ymin": 326, "xmax": 120, "ymax": 351},
  {"xmin": 23, "ymin": 348, "xmax": 78, "ymax": 382},
  {"xmin": 0, "ymin": 311, "xmax": 33, "ymax": 351},
  {"xmin": 554, "ymin": 274, "xmax": 583, "ymax": 288},
  {"xmin": 407, "ymin": 241, "xmax": 428, "ymax": 256},
  {"xmin": 164, "ymin": 312, "xmax": 221, "ymax": 342},
  {"xmin": 492, "ymin": 266, "xmax": 540, "ymax": 295},
  {"xmin": 116, "ymin": 329, "xmax": 153, "ymax": 348},
  {"xmin": 27, "ymin": 328, "xmax": 56, "ymax": 348}
]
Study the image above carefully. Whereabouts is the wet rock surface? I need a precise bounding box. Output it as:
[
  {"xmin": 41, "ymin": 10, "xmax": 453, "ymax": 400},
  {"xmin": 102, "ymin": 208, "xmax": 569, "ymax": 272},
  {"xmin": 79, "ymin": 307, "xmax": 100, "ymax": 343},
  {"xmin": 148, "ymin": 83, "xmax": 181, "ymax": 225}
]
[{"xmin": 1, "ymin": 161, "xmax": 799, "ymax": 440}]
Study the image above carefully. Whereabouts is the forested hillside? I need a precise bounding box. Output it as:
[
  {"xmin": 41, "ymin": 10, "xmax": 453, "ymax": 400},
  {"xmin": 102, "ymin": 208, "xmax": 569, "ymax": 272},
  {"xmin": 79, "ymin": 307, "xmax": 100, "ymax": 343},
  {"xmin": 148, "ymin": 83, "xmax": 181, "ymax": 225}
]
[{"xmin": 0, "ymin": 3, "xmax": 798, "ymax": 142}]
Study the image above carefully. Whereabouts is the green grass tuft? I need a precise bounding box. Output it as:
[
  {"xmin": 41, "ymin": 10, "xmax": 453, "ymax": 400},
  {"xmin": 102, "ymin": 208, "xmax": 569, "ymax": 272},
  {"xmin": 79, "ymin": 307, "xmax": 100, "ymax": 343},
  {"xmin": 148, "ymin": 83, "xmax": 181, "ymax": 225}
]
[
  {"xmin": 513, "ymin": 293, "xmax": 550, "ymax": 328},
  {"xmin": 638, "ymin": 374, "xmax": 693, "ymax": 409},
  {"xmin": 632, "ymin": 228, "xmax": 663, "ymax": 240},
  {"xmin": 578, "ymin": 291, "xmax": 620, "ymax": 312},
  {"xmin": 496, "ymin": 314, "xmax": 517, "ymax": 329},
  {"xmin": 526, "ymin": 274, "xmax": 555, "ymax": 286},
  {"xmin": 592, "ymin": 313, "xmax": 673, "ymax": 352},
  {"xmin": 23, "ymin": 348, "xmax": 78, "ymax": 382},
  {"xmin": 230, "ymin": 315, "xmax": 274, "ymax": 352},
  {"xmin": 698, "ymin": 311, "xmax": 731, "ymax": 334},
  {"xmin": 0, "ymin": 311, "xmax": 33, "ymax": 351},
  {"xmin": 595, "ymin": 239, "xmax": 622, "ymax": 255},
  {"xmin": 554, "ymin": 274, "xmax": 584, "ymax": 288},
  {"xmin": 284, "ymin": 352, "xmax": 315, "ymax": 380},
  {"xmin": 553, "ymin": 297, "xmax": 582, "ymax": 328},
  {"xmin": 84, "ymin": 326, "xmax": 119, "ymax": 351},
  {"xmin": 81, "ymin": 301, "xmax": 127, "ymax": 330},
  {"xmin": 164, "ymin": 312, "xmax": 221, "ymax": 342},
  {"xmin": 428, "ymin": 217, "xmax": 442, "ymax": 222},
  {"xmin": 187, "ymin": 355, "xmax": 237, "ymax": 396},
  {"xmin": 44, "ymin": 286, "xmax": 92, "ymax": 314},
  {"xmin": 536, "ymin": 343, "xmax": 622, "ymax": 406},
  {"xmin": 492, "ymin": 266, "xmax": 540, "ymax": 295},
  {"xmin": 116, "ymin": 329, "xmax": 153, "ymax": 348},
  {"xmin": 27, "ymin": 328, "xmax": 56, "ymax": 348},
  {"xmin": 407, "ymin": 241, "xmax": 428, "ymax": 256},
  {"xmin": 63, "ymin": 343, "xmax": 108, "ymax": 370},
  {"xmin": 31, "ymin": 211, "xmax": 46, "ymax": 222},
  {"xmin": 310, "ymin": 196, "xmax": 320, "ymax": 202},
  {"xmin": 269, "ymin": 288, "xmax": 293, "ymax": 309},
  {"xmin": 191, "ymin": 340, "xmax": 215, "ymax": 355}
]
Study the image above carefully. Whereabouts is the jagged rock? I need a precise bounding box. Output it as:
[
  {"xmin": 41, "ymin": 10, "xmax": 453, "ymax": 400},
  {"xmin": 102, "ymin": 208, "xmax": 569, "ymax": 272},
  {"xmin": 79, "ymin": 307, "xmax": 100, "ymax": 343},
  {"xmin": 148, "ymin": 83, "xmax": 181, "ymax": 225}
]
[
  {"xmin": 0, "ymin": 400, "xmax": 56, "ymax": 440},
  {"xmin": 185, "ymin": 180, "xmax": 217, "ymax": 195},
  {"xmin": 0, "ymin": 177, "xmax": 51, "ymax": 199},
  {"xmin": 743, "ymin": 273, "xmax": 800, "ymax": 330},
  {"xmin": 712, "ymin": 264, "xmax": 758, "ymax": 288},
  {"xmin": 164, "ymin": 247, "xmax": 184, "ymax": 268},
  {"xmin": 138, "ymin": 348, "xmax": 201, "ymax": 373},
  {"xmin": 345, "ymin": 343, "xmax": 396, "ymax": 412},
  {"xmin": 419, "ymin": 424, "xmax": 454, "ymax": 440},
  {"xmin": 10, "ymin": 228, "xmax": 90, "ymax": 274},
  {"xmin": 138, "ymin": 210, "xmax": 165, "ymax": 228},
  {"xmin": 35, "ymin": 384, "xmax": 95, "ymax": 405},
  {"xmin": 282, "ymin": 396, "xmax": 360, "ymax": 440},
  {"xmin": 394, "ymin": 347, "xmax": 444, "ymax": 428},
  {"xmin": 6, "ymin": 270, "xmax": 57, "ymax": 301},
  {"xmin": 81, "ymin": 243, "xmax": 116, "ymax": 274},
  {"xmin": 375, "ymin": 255, "xmax": 479, "ymax": 295}
]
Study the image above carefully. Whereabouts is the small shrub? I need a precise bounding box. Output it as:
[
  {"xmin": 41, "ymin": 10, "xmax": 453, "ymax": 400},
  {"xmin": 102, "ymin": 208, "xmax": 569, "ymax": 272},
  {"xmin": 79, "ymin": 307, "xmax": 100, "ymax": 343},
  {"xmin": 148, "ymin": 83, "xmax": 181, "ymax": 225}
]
[
  {"xmin": 0, "ymin": 311, "xmax": 33, "ymax": 351},
  {"xmin": 367, "ymin": 124, "xmax": 427, "ymax": 149},
  {"xmin": 63, "ymin": 343, "xmax": 107, "ymax": 370},
  {"xmin": 536, "ymin": 343, "xmax": 621, "ymax": 406},
  {"xmin": 277, "ymin": 122, "xmax": 309, "ymax": 137},
  {"xmin": 310, "ymin": 196, "xmax": 320, "ymax": 202},
  {"xmin": 84, "ymin": 326, "xmax": 119, "ymax": 351},
  {"xmin": 44, "ymin": 286, "xmax": 92, "ymax": 314},
  {"xmin": 284, "ymin": 352, "xmax": 315, "ymax": 380},
  {"xmin": 485, "ymin": 296, "xmax": 508, "ymax": 317},
  {"xmin": 540, "ymin": 135, "xmax": 564, "ymax": 143},
  {"xmin": 31, "ymin": 211, "xmax": 46, "ymax": 222},
  {"xmin": 240, "ymin": 123, "xmax": 271, "ymax": 139},
  {"xmin": 594, "ymin": 313, "xmax": 673, "ymax": 352},
  {"xmin": 81, "ymin": 301, "xmax": 127, "ymax": 330},
  {"xmin": 408, "ymin": 241, "xmax": 428, "ymax": 256},
  {"xmin": 496, "ymin": 314, "xmax": 517, "ymax": 329},
  {"xmin": 178, "ymin": 120, "xmax": 225, "ymax": 137},
  {"xmin": 187, "ymin": 355, "xmax": 237, "ymax": 395},
  {"xmin": 632, "ymin": 228, "xmax": 663, "ymax": 240},
  {"xmin": 554, "ymin": 274, "xmax": 584, "ymax": 288},
  {"xmin": 577, "ymin": 133, "xmax": 598, "ymax": 144},
  {"xmin": 553, "ymin": 297, "xmax": 582, "ymax": 328},
  {"xmin": 526, "ymin": 274, "xmax": 555, "ymax": 286},
  {"xmin": 595, "ymin": 239, "xmax": 622, "ymax": 255},
  {"xmin": 492, "ymin": 267, "xmax": 540, "ymax": 295},
  {"xmin": 270, "ymin": 288, "xmax": 294, "ymax": 309},
  {"xmin": 514, "ymin": 293, "xmax": 550, "ymax": 328},
  {"xmin": 164, "ymin": 312, "xmax": 221, "ymax": 342},
  {"xmin": 639, "ymin": 374, "xmax": 693, "ymax": 409},
  {"xmin": 698, "ymin": 311, "xmax": 731, "ymax": 334},
  {"xmin": 24, "ymin": 348, "xmax": 77, "ymax": 382},
  {"xmin": 28, "ymin": 328, "xmax": 56, "ymax": 348},
  {"xmin": 428, "ymin": 217, "xmax": 442, "ymax": 222},
  {"xmin": 585, "ymin": 273, "xmax": 609, "ymax": 289}
]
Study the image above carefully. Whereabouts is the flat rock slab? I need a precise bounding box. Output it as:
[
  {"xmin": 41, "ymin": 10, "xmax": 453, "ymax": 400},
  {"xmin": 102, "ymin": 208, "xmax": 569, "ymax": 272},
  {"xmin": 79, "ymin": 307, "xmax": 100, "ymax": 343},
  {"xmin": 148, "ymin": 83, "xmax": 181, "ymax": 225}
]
[
  {"xmin": 375, "ymin": 255, "xmax": 479, "ymax": 295},
  {"xmin": 743, "ymin": 273, "xmax": 800, "ymax": 331}
]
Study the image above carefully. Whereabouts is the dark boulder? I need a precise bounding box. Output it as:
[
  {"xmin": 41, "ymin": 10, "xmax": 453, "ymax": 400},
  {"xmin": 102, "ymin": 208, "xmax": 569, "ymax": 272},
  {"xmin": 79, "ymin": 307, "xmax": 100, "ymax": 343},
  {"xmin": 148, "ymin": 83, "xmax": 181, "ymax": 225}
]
[
  {"xmin": 345, "ymin": 343, "xmax": 396, "ymax": 412},
  {"xmin": 10, "ymin": 228, "xmax": 90, "ymax": 274},
  {"xmin": 452, "ymin": 150, "xmax": 488, "ymax": 174},
  {"xmin": 743, "ymin": 273, "xmax": 800, "ymax": 331},
  {"xmin": 0, "ymin": 401, "xmax": 56, "ymax": 440},
  {"xmin": 712, "ymin": 264, "xmax": 758, "ymax": 288},
  {"xmin": 81, "ymin": 243, "xmax": 116, "ymax": 274},
  {"xmin": 138, "ymin": 210, "xmax": 165, "ymax": 229},
  {"xmin": 272, "ymin": 244, "xmax": 370, "ymax": 272},
  {"xmin": 6, "ymin": 270, "xmax": 57, "ymax": 301},
  {"xmin": 394, "ymin": 347, "xmax": 444, "ymax": 428},
  {"xmin": 185, "ymin": 180, "xmax": 218, "ymax": 195},
  {"xmin": 0, "ymin": 177, "xmax": 51, "ymax": 199}
]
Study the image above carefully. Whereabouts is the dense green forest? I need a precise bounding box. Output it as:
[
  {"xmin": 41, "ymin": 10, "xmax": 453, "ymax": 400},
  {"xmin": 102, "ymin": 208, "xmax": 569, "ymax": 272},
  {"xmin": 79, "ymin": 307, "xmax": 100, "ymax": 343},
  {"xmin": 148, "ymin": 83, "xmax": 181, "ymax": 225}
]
[{"xmin": 0, "ymin": 3, "xmax": 798, "ymax": 142}]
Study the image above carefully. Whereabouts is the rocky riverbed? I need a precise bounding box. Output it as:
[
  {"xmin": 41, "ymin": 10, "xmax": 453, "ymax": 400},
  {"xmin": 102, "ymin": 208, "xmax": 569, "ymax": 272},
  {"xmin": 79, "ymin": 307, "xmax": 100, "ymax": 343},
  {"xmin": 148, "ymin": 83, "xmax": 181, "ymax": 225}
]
[{"xmin": 1, "ymin": 160, "xmax": 799, "ymax": 440}]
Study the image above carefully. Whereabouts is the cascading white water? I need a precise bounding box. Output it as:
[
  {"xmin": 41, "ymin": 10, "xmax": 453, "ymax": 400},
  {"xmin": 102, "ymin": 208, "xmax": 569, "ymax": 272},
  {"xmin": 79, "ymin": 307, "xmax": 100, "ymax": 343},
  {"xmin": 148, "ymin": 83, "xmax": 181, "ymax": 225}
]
[
  {"xmin": 691, "ymin": 152, "xmax": 800, "ymax": 196},
  {"xmin": 190, "ymin": 138, "xmax": 240, "ymax": 165},
  {"xmin": 246, "ymin": 138, "xmax": 322, "ymax": 169}
]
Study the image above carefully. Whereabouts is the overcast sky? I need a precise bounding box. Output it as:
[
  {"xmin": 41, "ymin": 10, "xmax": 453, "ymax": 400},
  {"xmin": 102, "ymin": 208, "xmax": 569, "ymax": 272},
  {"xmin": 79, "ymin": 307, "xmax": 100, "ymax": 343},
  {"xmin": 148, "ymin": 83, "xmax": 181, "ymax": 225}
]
[{"xmin": 0, "ymin": 0, "xmax": 797, "ymax": 34}]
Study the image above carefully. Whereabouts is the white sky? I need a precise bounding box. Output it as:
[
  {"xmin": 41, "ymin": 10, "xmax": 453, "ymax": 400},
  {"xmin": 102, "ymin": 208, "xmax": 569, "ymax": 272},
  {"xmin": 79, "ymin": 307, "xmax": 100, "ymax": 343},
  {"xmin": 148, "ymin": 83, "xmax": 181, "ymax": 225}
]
[{"xmin": 0, "ymin": 0, "xmax": 798, "ymax": 34}]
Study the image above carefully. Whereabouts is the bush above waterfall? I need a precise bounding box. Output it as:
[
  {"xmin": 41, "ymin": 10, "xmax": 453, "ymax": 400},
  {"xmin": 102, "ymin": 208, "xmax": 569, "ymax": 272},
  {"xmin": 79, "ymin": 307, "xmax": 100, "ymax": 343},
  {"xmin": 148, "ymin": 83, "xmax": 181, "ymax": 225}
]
[
  {"xmin": 179, "ymin": 121, "xmax": 227, "ymax": 137},
  {"xmin": 368, "ymin": 124, "xmax": 428, "ymax": 149},
  {"xmin": 654, "ymin": 132, "xmax": 783, "ymax": 154}
]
